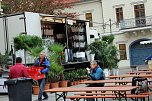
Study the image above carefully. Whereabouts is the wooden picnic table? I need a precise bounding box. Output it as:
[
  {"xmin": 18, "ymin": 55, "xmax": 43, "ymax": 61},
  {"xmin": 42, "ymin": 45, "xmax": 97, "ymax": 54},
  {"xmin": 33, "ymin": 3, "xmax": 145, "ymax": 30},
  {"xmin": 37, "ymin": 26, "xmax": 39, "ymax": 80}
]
[
  {"xmin": 80, "ymin": 79, "xmax": 131, "ymax": 85},
  {"xmin": 127, "ymin": 71, "xmax": 152, "ymax": 74},
  {"xmin": 44, "ymin": 86, "xmax": 138, "ymax": 101},
  {"xmin": 139, "ymin": 69, "xmax": 152, "ymax": 71},
  {"xmin": 106, "ymin": 74, "xmax": 152, "ymax": 79}
]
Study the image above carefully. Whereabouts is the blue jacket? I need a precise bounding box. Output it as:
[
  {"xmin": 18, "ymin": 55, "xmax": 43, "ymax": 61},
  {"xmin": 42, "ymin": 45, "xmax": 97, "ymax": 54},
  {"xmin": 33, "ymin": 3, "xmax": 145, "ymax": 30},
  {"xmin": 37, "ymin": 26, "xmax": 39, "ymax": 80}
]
[
  {"xmin": 90, "ymin": 65, "xmax": 105, "ymax": 80},
  {"xmin": 145, "ymin": 55, "xmax": 152, "ymax": 61},
  {"xmin": 35, "ymin": 57, "xmax": 50, "ymax": 74}
]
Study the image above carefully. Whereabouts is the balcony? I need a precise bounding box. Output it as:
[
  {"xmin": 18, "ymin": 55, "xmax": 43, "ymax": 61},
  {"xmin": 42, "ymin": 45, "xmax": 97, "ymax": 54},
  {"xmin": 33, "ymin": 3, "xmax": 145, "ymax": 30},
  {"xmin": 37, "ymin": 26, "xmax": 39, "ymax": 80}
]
[{"xmin": 120, "ymin": 16, "xmax": 152, "ymax": 30}]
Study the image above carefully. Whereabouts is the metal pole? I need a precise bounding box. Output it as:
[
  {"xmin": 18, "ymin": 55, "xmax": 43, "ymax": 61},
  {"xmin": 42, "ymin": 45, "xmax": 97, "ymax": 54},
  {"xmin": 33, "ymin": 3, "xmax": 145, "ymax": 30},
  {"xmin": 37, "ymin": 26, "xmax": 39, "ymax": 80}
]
[
  {"xmin": 100, "ymin": 0, "xmax": 105, "ymax": 33},
  {"xmin": 109, "ymin": 18, "xmax": 112, "ymax": 34},
  {"xmin": 65, "ymin": 18, "xmax": 69, "ymax": 62}
]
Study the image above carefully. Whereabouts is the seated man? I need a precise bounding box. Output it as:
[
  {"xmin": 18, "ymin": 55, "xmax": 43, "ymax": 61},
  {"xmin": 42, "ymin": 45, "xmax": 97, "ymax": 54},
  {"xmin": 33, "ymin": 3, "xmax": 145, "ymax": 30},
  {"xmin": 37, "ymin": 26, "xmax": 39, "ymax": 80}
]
[
  {"xmin": 86, "ymin": 61, "xmax": 105, "ymax": 101},
  {"xmin": 86, "ymin": 60, "xmax": 105, "ymax": 87}
]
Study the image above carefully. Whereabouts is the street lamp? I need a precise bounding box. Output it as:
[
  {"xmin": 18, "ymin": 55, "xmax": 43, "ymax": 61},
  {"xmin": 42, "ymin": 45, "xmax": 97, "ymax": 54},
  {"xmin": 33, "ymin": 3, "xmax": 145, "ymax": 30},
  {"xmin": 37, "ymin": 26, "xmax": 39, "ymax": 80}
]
[{"xmin": 103, "ymin": 18, "xmax": 117, "ymax": 34}]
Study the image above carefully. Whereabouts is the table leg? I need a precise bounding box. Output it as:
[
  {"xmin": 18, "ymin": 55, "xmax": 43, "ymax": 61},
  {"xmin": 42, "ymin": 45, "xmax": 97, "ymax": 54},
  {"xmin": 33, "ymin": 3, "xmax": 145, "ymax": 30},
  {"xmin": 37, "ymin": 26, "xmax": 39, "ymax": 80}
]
[
  {"xmin": 118, "ymin": 91, "xmax": 121, "ymax": 101},
  {"xmin": 63, "ymin": 92, "xmax": 66, "ymax": 101},
  {"xmin": 55, "ymin": 92, "xmax": 67, "ymax": 101},
  {"xmin": 55, "ymin": 93, "xmax": 57, "ymax": 101},
  {"xmin": 124, "ymin": 91, "xmax": 127, "ymax": 101}
]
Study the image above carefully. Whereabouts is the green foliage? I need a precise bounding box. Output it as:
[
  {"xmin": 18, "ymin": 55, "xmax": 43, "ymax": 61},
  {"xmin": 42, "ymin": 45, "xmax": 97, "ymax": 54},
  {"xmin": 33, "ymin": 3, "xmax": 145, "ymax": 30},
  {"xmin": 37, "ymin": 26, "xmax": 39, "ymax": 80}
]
[
  {"xmin": 14, "ymin": 35, "xmax": 42, "ymax": 50},
  {"xmin": 48, "ymin": 43, "xmax": 65, "ymax": 63},
  {"xmin": 64, "ymin": 69, "xmax": 87, "ymax": 82},
  {"xmin": 48, "ymin": 61, "xmax": 64, "ymax": 83},
  {"xmin": 48, "ymin": 43, "xmax": 65, "ymax": 53},
  {"xmin": 1, "ymin": 2, "xmax": 10, "ymax": 14},
  {"xmin": 26, "ymin": 46, "xmax": 44, "ymax": 59},
  {"xmin": 0, "ymin": 52, "xmax": 9, "ymax": 65},
  {"xmin": 87, "ymin": 35, "xmax": 119, "ymax": 69},
  {"xmin": 102, "ymin": 34, "xmax": 114, "ymax": 44},
  {"xmin": 48, "ymin": 43, "xmax": 65, "ymax": 82}
]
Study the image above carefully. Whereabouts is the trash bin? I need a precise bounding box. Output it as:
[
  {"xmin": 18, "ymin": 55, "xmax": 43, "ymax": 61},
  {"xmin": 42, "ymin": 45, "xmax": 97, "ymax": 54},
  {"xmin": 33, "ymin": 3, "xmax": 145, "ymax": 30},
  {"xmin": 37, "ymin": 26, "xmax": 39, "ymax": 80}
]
[{"xmin": 4, "ymin": 78, "xmax": 33, "ymax": 101}]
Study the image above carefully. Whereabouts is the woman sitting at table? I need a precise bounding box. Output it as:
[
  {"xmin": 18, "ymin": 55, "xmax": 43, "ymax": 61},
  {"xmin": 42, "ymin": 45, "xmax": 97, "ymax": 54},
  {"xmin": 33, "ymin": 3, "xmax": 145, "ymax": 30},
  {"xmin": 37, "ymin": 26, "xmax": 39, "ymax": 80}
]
[{"xmin": 86, "ymin": 60, "xmax": 105, "ymax": 87}]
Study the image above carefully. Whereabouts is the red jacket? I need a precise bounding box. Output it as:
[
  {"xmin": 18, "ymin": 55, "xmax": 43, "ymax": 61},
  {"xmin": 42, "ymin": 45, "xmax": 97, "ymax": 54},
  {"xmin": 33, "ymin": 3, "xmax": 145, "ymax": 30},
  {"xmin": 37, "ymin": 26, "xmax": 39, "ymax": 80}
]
[{"xmin": 9, "ymin": 63, "xmax": 29, "ymax": 79}]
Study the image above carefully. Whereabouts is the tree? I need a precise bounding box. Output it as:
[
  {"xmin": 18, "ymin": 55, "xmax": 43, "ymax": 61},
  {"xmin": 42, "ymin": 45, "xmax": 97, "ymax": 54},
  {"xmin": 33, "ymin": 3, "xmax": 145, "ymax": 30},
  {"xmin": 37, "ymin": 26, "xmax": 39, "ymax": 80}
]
[{"xmin": 2, "ymin": 0, "xmax": 80, "ymax": 17}]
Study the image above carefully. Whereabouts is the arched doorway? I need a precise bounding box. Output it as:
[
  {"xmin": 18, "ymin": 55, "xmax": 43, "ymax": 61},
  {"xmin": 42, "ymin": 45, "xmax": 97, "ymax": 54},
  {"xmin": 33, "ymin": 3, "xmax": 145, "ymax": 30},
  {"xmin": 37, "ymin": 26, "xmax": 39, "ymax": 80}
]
[{"xmin": 130, "ymin": 39, "xmax": 152, "ymax": 65}]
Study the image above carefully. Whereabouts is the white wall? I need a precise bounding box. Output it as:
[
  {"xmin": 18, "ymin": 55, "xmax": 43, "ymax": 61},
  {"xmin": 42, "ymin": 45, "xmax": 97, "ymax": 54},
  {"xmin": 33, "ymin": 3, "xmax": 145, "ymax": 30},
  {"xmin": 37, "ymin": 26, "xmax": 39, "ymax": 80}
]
[
  {"xmin": 7, "ymin": 14, "xmax": 26, "ymax": 52},
  {"xmin": 0, "ymin": 12, "xmax": 42, "ymax": 54},
  {"xmin": 25, "ymin": 12, "xmax": 42, "ymax": 37},
  {"xmin": 65, "ymin": 0, "xmax": 104, "ymax": 33},
  {"xmin": 0, "ymin": 17, "xmax": 6, "ymax": 54}
]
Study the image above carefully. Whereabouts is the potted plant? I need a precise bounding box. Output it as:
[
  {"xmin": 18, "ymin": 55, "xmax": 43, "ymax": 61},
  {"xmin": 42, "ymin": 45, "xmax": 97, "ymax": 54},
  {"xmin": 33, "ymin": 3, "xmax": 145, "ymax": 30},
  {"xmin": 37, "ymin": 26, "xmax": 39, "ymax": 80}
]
[
  {"xmin": 48, "ymin": 61, "xmax": 64, "ymax": 88},
  {"xmin": 14, "ymin": 34, "xmax": 42, "ymax": 65},
  {"xmin": 87, "ymin": 35, "xmax": 119, "ymax": 76},
  {"xmin": 32, "ymin": 81, "xmax": 39, "ymax": 95},
  {"xmin": 76, "ymin": 68, "xmax": 87, "ymax": 82},
  {"xmin": 48, "ymin": 43, "xmax": 66, "ymax": 88}
]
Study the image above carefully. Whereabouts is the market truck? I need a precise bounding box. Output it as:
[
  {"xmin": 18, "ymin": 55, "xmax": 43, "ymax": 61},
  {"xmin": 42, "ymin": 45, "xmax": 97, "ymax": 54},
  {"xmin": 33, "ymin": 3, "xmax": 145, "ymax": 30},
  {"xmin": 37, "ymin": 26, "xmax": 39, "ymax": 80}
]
[{"xmin": 0, "ymin": 12, "xmax": 99, "ymax": 64}]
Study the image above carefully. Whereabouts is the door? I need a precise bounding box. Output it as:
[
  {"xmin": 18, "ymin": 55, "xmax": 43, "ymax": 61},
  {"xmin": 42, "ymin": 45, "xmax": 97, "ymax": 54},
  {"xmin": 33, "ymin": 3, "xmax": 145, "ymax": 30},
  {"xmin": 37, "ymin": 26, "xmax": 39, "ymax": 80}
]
[
  {"xmin": 130, "ymin": 40, "xmax": 152, "ymax": 65},
  {"xmin": 134, "ymin": 4, "xmax": 146, "ymax": 27}
]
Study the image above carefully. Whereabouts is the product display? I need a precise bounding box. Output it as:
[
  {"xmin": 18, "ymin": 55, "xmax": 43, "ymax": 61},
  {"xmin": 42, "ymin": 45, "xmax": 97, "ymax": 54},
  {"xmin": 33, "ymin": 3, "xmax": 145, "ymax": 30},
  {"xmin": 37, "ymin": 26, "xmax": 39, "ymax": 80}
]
[{"xmin": 41, "ymin": 20, "xmax": 87, "ymax": 62}]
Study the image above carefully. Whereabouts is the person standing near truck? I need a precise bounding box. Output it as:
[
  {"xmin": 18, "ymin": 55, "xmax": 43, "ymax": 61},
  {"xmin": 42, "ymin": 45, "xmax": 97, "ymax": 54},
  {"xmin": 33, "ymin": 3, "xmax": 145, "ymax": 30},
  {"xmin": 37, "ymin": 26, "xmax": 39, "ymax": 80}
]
[
  {"xmin": 9, "ymin": 57, "xmax": 29, "ymax": 79},
  {"xmin": 35, "ymin": 52, "xmax": 50, "ymax": 101}
]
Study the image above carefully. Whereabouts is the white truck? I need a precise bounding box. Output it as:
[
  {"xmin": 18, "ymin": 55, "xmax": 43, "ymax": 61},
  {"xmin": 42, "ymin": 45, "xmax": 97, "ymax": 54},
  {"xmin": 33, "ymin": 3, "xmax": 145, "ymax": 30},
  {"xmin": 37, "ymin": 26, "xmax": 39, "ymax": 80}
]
[{"xmin": 0, "ymin": 12, "xmax": 99, "ymax": 64}]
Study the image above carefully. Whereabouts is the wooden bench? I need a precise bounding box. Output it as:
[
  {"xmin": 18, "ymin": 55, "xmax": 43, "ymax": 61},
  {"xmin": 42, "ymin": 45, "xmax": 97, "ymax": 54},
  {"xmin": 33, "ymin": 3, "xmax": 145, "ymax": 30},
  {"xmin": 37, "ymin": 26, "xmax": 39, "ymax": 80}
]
[
  {"xmin": 74, "ymin": 91, "xmax": 152, "ymax": 96},
  {"xmin": 66, "ymin": 94, "xmax": 149, "ymax": 101},
  {"xmin": 73, "ymin": 91, "xmax": 152, "ymax": 101},
  {"xmin": 74, "ymin": 92, "xmax": 129, "ymax": 96}
]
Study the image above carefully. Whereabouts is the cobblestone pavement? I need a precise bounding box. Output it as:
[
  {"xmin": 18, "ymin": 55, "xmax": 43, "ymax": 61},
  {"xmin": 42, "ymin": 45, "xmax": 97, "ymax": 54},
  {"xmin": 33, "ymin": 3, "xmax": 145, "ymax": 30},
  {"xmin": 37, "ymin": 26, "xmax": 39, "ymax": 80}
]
[{"xmin": 0, "ymin": 65, "xmax": 152, "ymax": 101}]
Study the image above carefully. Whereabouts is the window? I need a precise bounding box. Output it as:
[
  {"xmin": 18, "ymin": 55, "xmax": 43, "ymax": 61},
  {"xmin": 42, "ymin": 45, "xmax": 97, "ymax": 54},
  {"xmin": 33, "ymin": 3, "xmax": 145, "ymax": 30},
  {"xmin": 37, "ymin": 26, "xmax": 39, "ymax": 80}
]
[
  {"xmin": 119, "ymin": 44, "xmax": 127, "ymax": 60},
  {"xmin": 116, "ymin": 7, "xmax": 123, "ymax": 23},
  {"xmin": 134, "ymin": 4, "xmax": 145, "ymax": 18},
  {"xmin": 134, "ymin": 4, "xmax": 145, "ymax": 26},
  {"xmin": 85, "ymin": 13, "xmax": 93, "ymax": 27}
]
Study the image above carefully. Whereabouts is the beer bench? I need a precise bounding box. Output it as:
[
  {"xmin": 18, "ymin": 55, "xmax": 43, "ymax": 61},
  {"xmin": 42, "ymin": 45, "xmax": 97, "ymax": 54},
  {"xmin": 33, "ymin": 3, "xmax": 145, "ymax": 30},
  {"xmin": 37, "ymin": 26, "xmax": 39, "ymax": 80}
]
[
  {"xmin": 45, "ymin": 86, "xmax": 138, "ymax": 101},
  {"xmin": 66, "ymin": 94, "xmax": 149, "ymax": 101},
  {"xmin": 74, "ymin": 91, "xmax": 152, "ymax": 100}
]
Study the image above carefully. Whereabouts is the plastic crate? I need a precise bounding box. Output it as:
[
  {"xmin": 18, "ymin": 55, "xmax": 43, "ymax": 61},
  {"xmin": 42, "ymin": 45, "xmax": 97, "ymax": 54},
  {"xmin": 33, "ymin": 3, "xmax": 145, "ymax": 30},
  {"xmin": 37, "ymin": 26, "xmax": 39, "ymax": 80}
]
[{"xmin": 27, "ymin": 66, "xmax": 45, "ymax": 80}]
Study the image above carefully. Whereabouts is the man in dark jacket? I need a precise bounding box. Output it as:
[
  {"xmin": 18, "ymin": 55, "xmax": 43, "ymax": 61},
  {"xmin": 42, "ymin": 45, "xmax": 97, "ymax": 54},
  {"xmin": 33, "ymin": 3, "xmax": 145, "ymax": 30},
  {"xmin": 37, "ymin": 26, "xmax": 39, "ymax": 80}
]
[{"xmin": 35, "ymin": 52, "xmax": 50, "ymax": 101}]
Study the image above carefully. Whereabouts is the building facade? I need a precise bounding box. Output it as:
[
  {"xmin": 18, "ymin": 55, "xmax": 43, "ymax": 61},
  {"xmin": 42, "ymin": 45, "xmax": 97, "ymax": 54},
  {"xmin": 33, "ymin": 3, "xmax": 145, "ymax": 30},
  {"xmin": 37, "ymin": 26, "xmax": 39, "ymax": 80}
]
[
  {"xmin": 64, "ymin": 0, "xmax": 104, "ymax": 33},
  {"xmin": 102, "ymin": 0, "xmax": 152, "ymax": 67},
  {"xmin": 65, "ymin": 0, "xmax": 152, "ymax": 67}
]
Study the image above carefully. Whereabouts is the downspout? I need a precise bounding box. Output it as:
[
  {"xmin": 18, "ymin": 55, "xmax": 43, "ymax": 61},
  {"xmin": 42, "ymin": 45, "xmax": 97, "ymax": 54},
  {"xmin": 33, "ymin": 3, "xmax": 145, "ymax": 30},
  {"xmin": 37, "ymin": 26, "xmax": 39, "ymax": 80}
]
[
  {"xmin": 65, "ymin": 18, "xmax": 69, "ymax": 62},
  {"xmin": 3, "ymin": 16, "xmax": 9, "ymax": 53},
  {"xmin": 23, "ymin": 12, "xmax": 27, "ymax": 65},
  {"xmin": 3, "ymin": 17, "xmax": 7, "ymax": 52},
  {"xmin": 23, "ymin": 12, "xmax": 27, "ymax": 34},
  {"xmin": 100, "ymin": 0, "xmax": 105, "ymax": 33}
]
